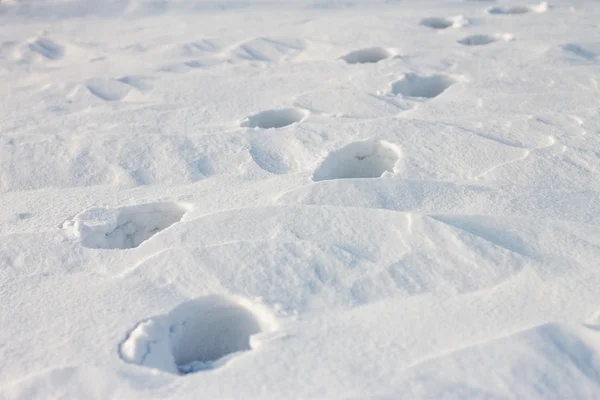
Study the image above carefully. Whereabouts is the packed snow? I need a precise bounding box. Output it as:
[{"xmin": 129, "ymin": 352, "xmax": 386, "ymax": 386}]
[{"xmin": 1, "ymin": 0, "xmax": 600, "ymax": 398}]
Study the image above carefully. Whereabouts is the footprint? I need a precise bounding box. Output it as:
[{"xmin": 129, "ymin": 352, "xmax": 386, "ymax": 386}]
[
  {"xmin": 85, "ymin": 76, "xmax": 154, "ymax": 101},
  {"xmin": 241, "ymin": 108, "xmax": 308, "ymax": 129},
  {"xmin": 420, "ymin": 15, "xmax": 467, "ymax": 30},
  {"xmin": 119, "ymin": 295, "xmax": 278, "ymax": 374},
  {"xmin": 458, "ymin": 34, "xmax": 513, "ymax": 46},
  {"xmin": 341, "ymin": 47, "xmax": 393, "ymax": 64},
  {"xmin": 12, "ymin": 36, "xmax": 65, "ymax": 63},
  {"xmin": 28, "ymin": 37, "xmax": 64, "ymax": 60},
  {"xmin": 313, "ymin": 139, "xmax": 401, "ymax": 181},
  {"xmin": 230, "ymin": 37, "xmax": 305, "ymax": 62},
  {"xmin": 390, "ymin": 73, "xmax": 455, "ymax": 99},
  {"xmin": 250, "ymin": 145, "xmax": 289, "ymax": 174},
  {"xmin": 86, "ymin": 78, "xmax": 135, "ymax": 101},
  {"xmin": 62, "ymin": 202, "xmax": 190, "ymax": 249},
  {"xmin": 488, "ymin": 1, "xmax": 548, "ymax": 14},
  {"xmin": 563, "ymin": 43, "xmax": 600, "ymax": 62},
  {"xmin": 117, "ymin": 75, "xmax": 155, "ymax": 91}
]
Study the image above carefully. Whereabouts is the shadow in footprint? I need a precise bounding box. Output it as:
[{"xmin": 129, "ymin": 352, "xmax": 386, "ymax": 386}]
[
  {"xmin": 241, "ymin": 108, "xmax": 308, "ymax": 129},
  {"xmin": 420, "ymin": 16, "xmax": 466, "ymax": 30},
  {"xmin": 563, "ymin": 44, "xmax": 599, "ymax": 62},
  {"xmin": 391, "ymin": 73, "xmax": 455, "ymax": 99},
  {"xmin": 458, "ymin": 34, "xmax": 512, "ymax": 46},
  {"xmin": 86, "ymin": 78, "xmax": 134, "ymax": 101},
  {"xmin": 28, "ymin": 37, "xmax": 64, "ymax": 60},
  {"xmin": 341, "ymin": 47, "xmax": 393, "ymax": 64},
  {"xmin": 120, "ymin": 295, "xmax": 278, "ymax": 374},
  {"xmin": 313, "ymin": 139, "xmax": 401, "ymax": 181}
]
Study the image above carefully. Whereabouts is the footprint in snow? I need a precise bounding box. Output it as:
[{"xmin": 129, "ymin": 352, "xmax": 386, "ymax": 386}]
[
  {"xmin": 420, "ymin": 16, "xmax": 468, "ymax": 30},
  {"xmin": 390, "ymin": 73, "xmax": 455, "ymax": 99},
  {"xmin": 562, "ymin": 43, "xmax": 600, "ymax": 62},
  {"xmin": 488, "ymin": 1, "xmax": 548, "ymax": 15},
  {"xmin": 62, "ymin": 202, "xmax": 190, "ymax": 249},
  {"xmin": 458, "ymin": 33, "xmax": 513, "ymax": 46},
  {"xmin": 12, "ymin": 36, "xmax": 65, "ymax": 63},
  {"xmin": 241, "ymin": 108, "xmax": 308, "ymax": 129},
  {"xmin": 27, "ymin": 37, "xmax": 64, "ymax": 60},
  {"xmin": 86, "ymin": 76, "xmax": 154, "ymax": 101},
  {"xmin": 341, "ymin": 47, "xmax": 394, "ymax": 64},
  {"xmin": 312, "ymin": 139, "xmax": 401, "ymax": 181},
  {"xmin": 119, "ymin": 295, "xmax": 278, "ymax": 374}
]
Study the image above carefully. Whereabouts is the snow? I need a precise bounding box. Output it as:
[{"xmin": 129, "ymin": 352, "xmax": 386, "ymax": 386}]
[{"xmin": 1, "ymin": 0, "xmax": 600, "ymax": 398}]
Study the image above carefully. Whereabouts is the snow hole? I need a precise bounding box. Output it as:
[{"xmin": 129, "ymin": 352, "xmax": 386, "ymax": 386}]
[
  {"xmin": 459, "ymin": 34, "xmax": 498, "ymax": 46},
  {"xmin": 420, "ymin": 17, "xmax": 453, "ymax": 29},
  {"xmin": 341, "ymin": 47, "xmax": 393, "ymax": 64},
  {"xmin": 120, "ymin": 295, "xmax": 277, "ymax": 374},
  {"xmin": 391, "ymin": 73, "xmax": 455, "ymax": 98},
  {"xmin": 62, "ymin": 202, "xmax": 189, "ymax": 249},
  {"xmin": 313, "ymin": 139, "xmax": 401, "ymax": 181},
  {"xmin": 241, "ymin": 108, "xmax": 307, "ymax": 129}
]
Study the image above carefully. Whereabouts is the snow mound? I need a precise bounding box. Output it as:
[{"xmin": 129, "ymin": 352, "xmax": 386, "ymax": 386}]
[
  {"xmin": 398, "ymin": 323, "xmax": 600, "ymax": 398},
  {"xmin": 390, "ymin": 73, "xmax": 455, "ymax": 99},
  {"xmin": 341, "ymin": 47, "xmax": 393, "ymax": 64},
  {"xmin": 62, "ymin": 202, "xmax": 190, "ymax": 249},
  {"xmin": 241, "ymin": 108, "xmax": 308, "ymax": 129},
  {"xmin": 420, "ymin": 15, "xmax": 467, "ymax": 30},
  {"xmin": 488, "ymin": 1, "xmax": 548, "ymax": 15},
  {"xmin": 313, "ymin": 140, "xmax": 401, "ymax": 181},
  {"xmin": 120, "ymin": 295, "xmax": 278, "ymax": 374}
]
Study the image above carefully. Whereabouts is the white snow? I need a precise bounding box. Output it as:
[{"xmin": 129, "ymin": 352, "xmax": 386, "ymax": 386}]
[{"xmin": 1, "ymin": 0, "xmax": 600, "ymax": 398}]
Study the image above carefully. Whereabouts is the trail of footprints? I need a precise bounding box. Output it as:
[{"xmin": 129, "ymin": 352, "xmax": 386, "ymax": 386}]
[
  {"xmin": 23, "ymin": 1, "xmax": 548, "ymax": 104},
  {"xmin": 40, "ymin": 0, "xmax": 560, "ymax": 375}
]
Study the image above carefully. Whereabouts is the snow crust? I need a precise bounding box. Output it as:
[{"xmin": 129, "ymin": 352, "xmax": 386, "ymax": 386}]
[{"xmin": 1, "ymin": 0, "xmax": 600, "ymax": 398}]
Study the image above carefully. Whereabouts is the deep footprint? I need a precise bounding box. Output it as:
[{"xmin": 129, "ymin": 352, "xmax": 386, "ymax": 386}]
[
  {"xmin": 341, "ymin": 47, "xmax": 393, "ymax": 64},
  {"xmin": 62, "ymin": 202, "xmax": 189, "ymax": 249},
  {"xmin": 241, "ymin": 108, "xmax": 307, "ymax": 129},
  {"xmin": 390, "ymin": 73, "xmax": 454, "ymax": 99},
  {"xmin": 119, "ymin": 295, "xmax": 277, "ymax": 374},
  {"xmin": 420, "ymin": 16, "xmax": 466, "ymax": 30},
  {"xmin": 458, "ymin": 34, "xmax": 512, "ymax": 46},
  {"xmin": 313, "ymin": 139, "xmax": 401, "ymax": 181}
]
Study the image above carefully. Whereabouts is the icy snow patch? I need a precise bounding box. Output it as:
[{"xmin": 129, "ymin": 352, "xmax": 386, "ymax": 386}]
[
  {"xmin": 62, "ymin": 202, "xmax": 189, "ymax": 249},
  {"xmin": 313, "ymin": 140, "xmax": 401, "ymax": 181},
  {"xmin": 120, "ymin": 295, "xmax": 278, "ymax": 374}
]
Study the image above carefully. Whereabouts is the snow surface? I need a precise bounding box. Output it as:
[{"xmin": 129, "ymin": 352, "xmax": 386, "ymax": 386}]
[{"xmin": 1, "ymin": 0, "xmax": 600, "ymax": 398}]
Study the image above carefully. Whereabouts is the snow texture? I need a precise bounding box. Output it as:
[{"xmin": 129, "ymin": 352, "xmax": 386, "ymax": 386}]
[{"xmin": 2, "ymin": 0, "xmax": 600, "ymax": 398}]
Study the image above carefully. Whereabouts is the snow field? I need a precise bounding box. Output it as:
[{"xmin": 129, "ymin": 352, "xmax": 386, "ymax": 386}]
[{"xmin": 1, "ymin": 0, "xmax": 600, "ymax": 398}]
